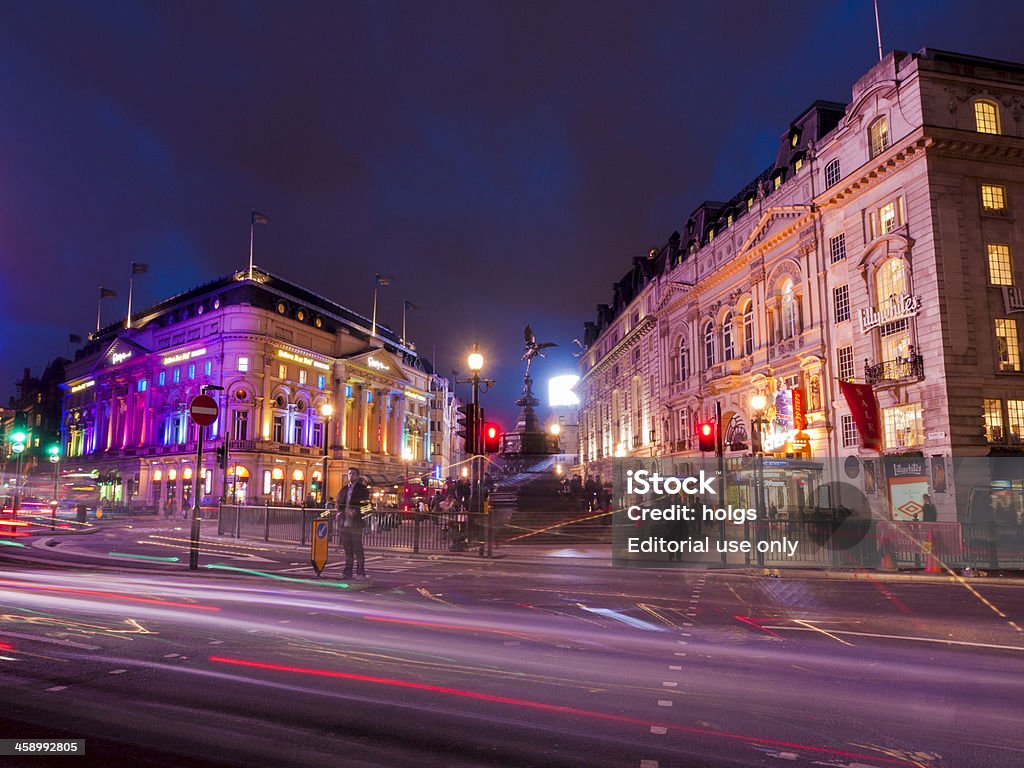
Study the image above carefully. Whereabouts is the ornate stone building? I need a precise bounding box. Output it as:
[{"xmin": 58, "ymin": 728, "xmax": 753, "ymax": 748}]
[
  {"xmin": 61, "ymin": 268, "xmax": 453, "ymax": 512},
  {"xmin": 578, "ymin": 49, "xmax": 1024, "ymax": 521}
]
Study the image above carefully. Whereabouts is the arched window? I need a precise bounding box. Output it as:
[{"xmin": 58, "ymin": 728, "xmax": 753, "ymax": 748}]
[
  {"xmin": 876, "ymin": 258, "xmax": 911, "ymax": 363},
  {"xmin": 742, "ymin": 302, "xmax": 754, "ymax": 356},
  {"xmin": 703, "ymin": 321, "xmax": 715, "ymax": 369},
  {"xmin": 677, "ymin": 337, "xmax": 690, "ymax": 383},
  {"xmin": 974, "ymin": 99, "xmax": 1000, "ymax": 135},
  {"xmin": 824, "ymin": 158, "xmax": 841, "ymax": 188},
  {"xmin": 781, "ymin": 280, "xmax": 797, "ymax": 339},
  {"xmin": 869, "ymin": 116, "xmax": 889, "ymax": 158},
  {"xmin": 722, "ymin": 312, "xmax": 735, "ymax": 361}
]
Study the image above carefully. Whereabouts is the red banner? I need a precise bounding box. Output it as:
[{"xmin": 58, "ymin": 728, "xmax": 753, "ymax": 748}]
[
  {"xmin": 838, "ymin": 380, "xmax": 882, "ymax": 451},
  {"xmin": 792, "ymin": 388, "xmax": 806, "ymax": 430}
]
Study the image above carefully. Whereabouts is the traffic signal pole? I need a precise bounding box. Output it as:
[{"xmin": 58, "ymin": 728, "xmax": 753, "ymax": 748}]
[
  {"xmin": 716, "ymin": 401, "xmax": 727, "ymax": 566},
  {"xmin": 189, "ymin": 424, "xmax": 204, "ymax": 570}
]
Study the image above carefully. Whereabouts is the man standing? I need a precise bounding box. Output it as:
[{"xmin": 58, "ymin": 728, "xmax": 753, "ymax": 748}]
[
  {"xmin": 336, "ymin": 467, "xmax": 371, "ymax": 578},
  {"xmin": 921, "ymin": 493, "xmax": 937, "ymax": 523}
]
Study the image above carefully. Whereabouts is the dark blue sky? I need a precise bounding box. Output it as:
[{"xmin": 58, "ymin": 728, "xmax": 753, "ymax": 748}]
[{"xmin": 2, "ymin": 1, "xmax": 1023, "ymax": 423}]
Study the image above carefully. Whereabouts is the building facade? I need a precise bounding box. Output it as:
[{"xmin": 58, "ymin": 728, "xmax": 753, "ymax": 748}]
[
  {"xmin": 61, "ymin": 268, "xmax": 454, "ymax": 513},
  {"xmin": 578, "ymin": 49, "xmax": 1024, "ymax": 522}
]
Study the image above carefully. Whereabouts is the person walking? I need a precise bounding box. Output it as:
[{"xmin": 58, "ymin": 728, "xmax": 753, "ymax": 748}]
[
  {"xmin": 921, "ymin": 493, "xmax": 937, "ymax": 523},
  {"xmin": 336, "ymin": 467, "xmax": 371, "ymax": 579}
]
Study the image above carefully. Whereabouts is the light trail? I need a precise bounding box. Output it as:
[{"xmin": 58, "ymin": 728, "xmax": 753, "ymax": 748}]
[{"xmin": 0, "ymin": 579, "xmax": 220, "ymax": 611}]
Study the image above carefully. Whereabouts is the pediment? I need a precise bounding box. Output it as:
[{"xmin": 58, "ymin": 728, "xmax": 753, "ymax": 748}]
[
  {"xmin": 88, "ymin": 336, "xmax": 151, "ymax": 373},
  {"xmin": 739, "ymin": 205, "xmax": 814, "ymax": 255},
  {"xmin": 343, "ymin": 348, "xmax": 408, "ymax": 382}
]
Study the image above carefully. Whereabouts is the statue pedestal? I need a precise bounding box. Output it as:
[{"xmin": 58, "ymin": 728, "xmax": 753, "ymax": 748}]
[{"xmin": 500, "ymin": 376, "xmax": 559, "ymax": 456}]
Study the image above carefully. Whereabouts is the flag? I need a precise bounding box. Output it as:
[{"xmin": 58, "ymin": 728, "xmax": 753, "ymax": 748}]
[
  {"xmin": 252, "ymin": 211, "xmax": 269, "ymax": 225},
  {"xmin": 99, "ymin": 287, "xmax": 117, "ymax": 299},
  {"xmin": 375, "ymin": 274, "xmax": 393, "ymax": 286},
  {"xmin": 838, "ymin": 380, "xmax": 883, "ymax": 451},
  {"xmin": 404, "ymin": 299, "xmax": 419, "ymax": 311},
  {"xmin": 131, "ymin": 262, "xmax": 149, "ymax": 275},
  {"xmin": 69, "ymin": 334, "xmax": 83, "ymax": 344}
]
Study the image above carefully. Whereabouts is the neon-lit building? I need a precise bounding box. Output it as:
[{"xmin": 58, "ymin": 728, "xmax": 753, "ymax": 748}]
[
  {"xmin": 577, "ymin": 49, "xmax": 1024, "ymax": 521},
  {"xmin": 61, "ymin": 268, "xmax": 438, "ymax": 513}
]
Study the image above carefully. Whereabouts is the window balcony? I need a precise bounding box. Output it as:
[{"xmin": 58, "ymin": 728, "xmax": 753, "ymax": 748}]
[
  {"xmin": 228, "ymin": 439, "xmax": 259, "ymax": 452},
  {"xmin": 865, "ymin": 354, "xmax": 924, "ymax": 386}
]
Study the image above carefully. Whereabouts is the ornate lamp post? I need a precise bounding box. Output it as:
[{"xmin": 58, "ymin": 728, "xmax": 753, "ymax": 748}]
[
  {"xmin": 466, "ymin": 346, "xmax": 494, "ymax": 557},
  {"xmin": 320, "ymin": 403, "xmax": 334, "ymax": 505}
]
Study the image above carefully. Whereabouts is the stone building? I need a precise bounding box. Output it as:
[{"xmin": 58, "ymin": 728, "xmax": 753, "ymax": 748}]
[
  {"xmin": 577, "ymin": 49, "xmax": 1024, "ymax": 521},
  {"xmin": 61, "ymin": 267, "xmax": 451, "ymax": 512}
]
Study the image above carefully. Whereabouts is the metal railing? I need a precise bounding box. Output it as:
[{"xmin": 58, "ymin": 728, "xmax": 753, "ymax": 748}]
[{"xmin": 865, "ymin": 354, "xmax": 924, "ymax": 385}]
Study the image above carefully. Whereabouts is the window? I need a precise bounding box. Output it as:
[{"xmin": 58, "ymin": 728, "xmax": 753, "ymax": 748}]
[
  {"xmin": 1008, "ymin": 400, "xmax": 1024, "ymax": 443},
  {"xmin": 188, "ymin": 364, "xmax": 196, "ymax": 379},
  {"xmin": 299, "ymin": 370, "xmax": 307, "ymax": 385},
  {"xmin": 272, "ymin": 415, "xmax": 285, "ymax": 443},
  {"xmin": 875, "ymin": 258, "xmax": 912, "ymax": 363},
  {"xmin": 869, "ymin": 116, "xmax": 889, "ymax": 157},
  {"xmin": 984, "ymin": 399, "xmax": 1004, "ymax": 442},
  {"xmin": 988, "ymin": 244, "xmax": 1013, "ymax": 286},
  {"xmin": 703, "ymin": 321, "xmax": 715, "ymax": 369},
  {"xmin": 794, "ymin": 157, "xmax": 803, "ymax": 173},
  {"xmin": 722, "ymin": 312, "xmax": 735, "ymax": 361},
  {"xmin": 279, "ymin": 364, "xmax": 287, "ymax": 379},
  {"xmin": 172, "ymin": 368, "xmax": 180, "ymax": 384},
  {"xmin": 313, "ymin": 422, "xmax": 324, "ymax": 449},
  {"xmin": 995, "ymin": 318, "xmax": 1021, "ymax": 372},
  {"xmin": 879, "ymin": 202, "xmax": 897, "ymax": 234},
  {"xmin": 204, "ymin": 360, "xmax": 212, "ymax": 376},
  {"xmin": 231, "ymin": 410, "xmax": 249, "ymax": 441},
  {"xmin": 981, "ymin": 184, "xmax": 1006, "ymax": 212},
  {"xmin": 838, "ymin": 346, "xmax": 855, "ymax": 380},
  {"xmin": 292, "ymin": 419, "xmax": 304, "ymax": 445},
  {"xmin": 781, "ymin": 280, "xmax": 797, "ymax": 339},
  {"xmin": 137, "ymin": 379, "xmax": 148, "ymax": 393},
  {"xmin": 974, "ymin": 100, "xmax": 1000, "ymax": 135},
  {"xmin": 841, "ymin": 414, "xmax": 859, "ymax": 448},
  {"xmin": 746, "ymin": 197, "xmax": 754, "ymax": 211},
  {"xmin": 772, "ymin": 175, "xmax": 782, "ymax": 190},
  {"xmin": 318, "ymin": 374, "xmax": 326, "ymax": 389},
  {"xmin": 882, "ymin": 402, "xmax": 923, "ymax": 449},
  {"xmin": 834, "ymin": 284, "xmax": 850, "ymax": 323},
  {"xmin": 742, "ymin": 302, "xmax": 754, "ymax": 356},
  {"xmin": 677, "ymin": 337, "xmax": 690, "ymax": 382},
  {"xmin": 825, "ymin": 158, "xmax": 841, "ymax": 188},
  {"xmin": 345, "ymin": 385, "xmax": 353, "ymax": 399},
  {"xmin": 238, "ymin": 357, "xmax": 249, "ymax": 372},
  {"xmin": 829, "ymin": 232, "xmax": 846, "ymax": 263},
  {"xmin": 159, "ymin": 371, "xmax": 166, "ymax": 386},
  {"xmin": 790, "ymin": 131, "xmax": 799, "ymax": 148}
]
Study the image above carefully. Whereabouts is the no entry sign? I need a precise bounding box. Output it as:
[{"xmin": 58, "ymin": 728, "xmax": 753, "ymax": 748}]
[{"xmin": 188, "ymin": 394, "xmax": 219, "ymax": 427}]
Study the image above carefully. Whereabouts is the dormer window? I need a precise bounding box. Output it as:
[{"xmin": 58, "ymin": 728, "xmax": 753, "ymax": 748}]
[
  {"xmin": 707, "ymin": 228, "xmax": 715, "ymax": 242},
  {"xmin": 869, "ymin": 116, "xmax": 890, "ymax": 158},
  {"xmin": 790, "ymin": 131, "xmax": 800, "ymax": 147},
  {"xmin": 772, "ymin": 174, "xmax": 782, "ymax": 190},
  {"xmin": 726, "ymin": 213, "xmax": 734, "ymax": 227},
  {"xmin": 794, "ymin": 157, "xmax": 803, "ymax": 173},
  {"xmin": 746, "ymin": 197, "xmax": 754, "ymax": 211}
]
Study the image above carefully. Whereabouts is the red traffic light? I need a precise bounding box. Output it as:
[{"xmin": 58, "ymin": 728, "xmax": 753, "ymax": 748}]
[
  {"xmin": 483, "ymin": 422, "xmax": 501, "ymax": 453},
  {"xmin": 696, "ymin": 422, "xmax": 716, "ymax": 453},
  {"xmin": 700, "ymin": 423, "xmax": 712, "ymax": 437}
]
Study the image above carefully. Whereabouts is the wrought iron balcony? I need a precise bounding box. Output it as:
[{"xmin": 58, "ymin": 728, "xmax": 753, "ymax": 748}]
[{"xmin": 865, "ymin": 354, "xmax": 924, "ymax": 385}]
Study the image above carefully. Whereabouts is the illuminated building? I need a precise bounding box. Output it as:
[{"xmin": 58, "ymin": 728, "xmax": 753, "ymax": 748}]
[
  {"xmin": 577, "ymin": 49, "xmax": 1024, "ymax": 521},
  {"xmin": 61, "ymin": 268, "xmax": 437, "ymax": 512}
]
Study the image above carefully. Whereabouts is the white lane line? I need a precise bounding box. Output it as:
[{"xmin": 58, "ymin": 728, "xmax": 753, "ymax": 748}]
[
  {"xmin": 677, "ymin": 640, "xmax": 688, "ymax": 645},
  {"xmin": 163, "ymin": 653, "xmax": 180, "ymax": 658},
  {"xmin": 669, "ymin": 665, "xmax": 682, "ymax": 670},
  {"xmin": 650, "ymin": 726, "xmax": 667, "ymax": 735},
  {"xmin": 46, "ymin": 686, "xmax": 67, "ymax": 692},
  {"xmin": 674, "ymin": 652, "xmax": 687, "ymax": 657},
  {"xmin": 209, "ymin": 640, "xmax": 223, "ymax": 645},
  {"xmin": 0, "ymin": 656, "xmax": 20, "ymax": 661},
  {"xmin": 764, "ymin": 626, "xmax": 1024, "ymax": 651},
  {"xmin": 657, "ymin": 700, "xmax": 673, "ymax": 707},
  {"xmin": 109, "ymin": 669, "xmax": 128, "ymax": 675},
  {"xmin": 0, "ymin": 632, "xmax": 99, "ymax": 650},
  {"xmin": 662, "ymin": 681, "xmax": 678, "ymax": 687}
]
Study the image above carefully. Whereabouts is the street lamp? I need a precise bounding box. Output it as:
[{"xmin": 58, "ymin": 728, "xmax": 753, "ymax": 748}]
[
  {"xmin": 750, "ymin": 393, "xmax": 769, "ymax": 567},
  {"xmin": 320, "ymin": 403, "xmax": 334, "ymax": 505},
  {"xmin": 465, "ymin": 345, "xmax": 493, "ymax": 558}
]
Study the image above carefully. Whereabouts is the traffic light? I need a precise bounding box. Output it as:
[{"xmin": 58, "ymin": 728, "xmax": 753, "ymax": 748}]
[
  {"xmin": 216, "ymin": 443, "xmax": 229, "ymax": 470},
  {"xmin": 9, "ymin": 411, "xmax": 28, "ymax": 454},
  {"xmin": 697, "ymin": 422, "xmax": 715, "ymax": 453},
  {"xmin": 483, "ymin": 422, "xmax": 501, "ymax": 453},
  {"xmin": 457, "ymin": 403, "xmax": 479, "ymax": 454}
]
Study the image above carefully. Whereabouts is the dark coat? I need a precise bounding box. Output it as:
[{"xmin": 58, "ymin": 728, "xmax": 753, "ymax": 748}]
[{"xmin": 337, "ymin": 480, "xmax": 371, "ymax": 529}]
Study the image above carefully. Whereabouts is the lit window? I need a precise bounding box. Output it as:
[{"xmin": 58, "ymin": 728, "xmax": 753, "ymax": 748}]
[
  {"xmin": 742, "ymin": 302, "xmax": 754, "ymax": 356},
  {"xmin": 722, "ymin": 312, "xmax": 735, "ymax": 361},
  {"xmin": 825, "ymin": 158, "xmax": 841, "ymax": 188},
  {"xmin": 204, "ymin": 360, "xmax": 212, "ymax": 376},
  {"xmin": 882, "ymin": 402, "xmax": 923, "ymax": 449},
  {"xmin": 1009, "ymin": 400, "xmax": 1024, "ymax": 443},
  {"xmin": 869, "ymin": 116, "xmax": 889, "ymax": 157},
  {"xmin": 279, "ymin": 364, "xmax": 287, "ymax": 379},
  {"xmin": 159, "ymin": 371, "xmax": 166, "ymax": 386},
  {"xmin": 794, "ymin": 157, "xmax": 803, "ymax": 173},
  {"xmin": 317, "ymin": 375, "xmax": 326, "ymax": 389},
  {"xmin": 974, "ymin": 100, "xmax": 1000, "ymax": 135},
  {"xmin": 137, "ymin": 379, "xmax": 148, "ymax": 392},
  {"xmin": 995, "ymin": 318, "xmax": 1021, "ymax": 372},
  {"xmin": 984, "ymin": 399, "xmax": 1004, "ymax": 442},
  {"xmin": 238, "ymin": 357, "xmax": 249, "ymax": 372},
  {"xmin": 773, "ymin": 175, "xmax": 782, "ymax": 190},
  {"xmin": 172, "ymin": 368, "xmax": 180, "ymax": 384},
  {"xmin": 707, "ymin": 228, "xmax": 715, "ymax": 242},
  {"xmin": 703, "ymin": 321, "xmax": 715, "ymax": 369},
  {"xmin": 345, "ymin": 385, "xmax": 353, "ymax": 398},
  {"xmin": 188, "ymin": 364, "xmax": 196, "ymax": 379},
  {"xmin": 829, "ymin": 232, "xmax": 846, "ymax": 263},
  {"xmin": 879, "ymin": 202, "xmax": 897, "ymax": 234},
  {"xmin": 726, "ymin": 213, "xmax": 733, "ymax": 227},
  {"xmin": 272, "ymin": 415, "xmax": 285, "ymax": 443},
  {"xmin": 841, "ymin": 414, "xmax": 859, "ymax": 448},
  {"xmin": 988, "ymin": 244, "xmax": 1013, "ymax": 286},
  {"xmin": 746, "ymin": 197, "xmax": 753, "ymax": 211},
  {"xmin": 790, "ymin": 131, "xmax": 799, "ymax": 147},
  {"xmin": 781, "ymin": 280, "xmax": 797, "ymax": 339},
  {"xmin": 981, "ymin": 184, "xmax": 1006, "ymax": 212},
  {"xmin": 299, "ymin": 369, "xmax": 307, "ymax": 385},
  {"xmin": 677, "ymin": 337, "xmax": 690, "ymax": 382},
  {"xmin": 833, "ymin": 284, "xmax": 850, "ymax": 323},
  {"xmin": 837, "ymin": 346, "xmax": 855, "ymax": 380}
]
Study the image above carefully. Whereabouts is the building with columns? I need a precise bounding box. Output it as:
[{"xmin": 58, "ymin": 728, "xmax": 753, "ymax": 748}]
[
  {"xmin": 578, "ymin": 49, "xmax": 1024, "ymax": 522},
  {"xmin": 61, "ymin": 267, "xmax": 453, "ymax": 512}
]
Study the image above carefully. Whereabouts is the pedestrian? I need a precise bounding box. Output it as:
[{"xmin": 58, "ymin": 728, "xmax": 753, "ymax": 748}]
[
  {"xmin": 336, "ymin": 467, "xmax": 371, "ymax": 579},
  {"xmin": 921, "ymin": 493, "xmax": 937, "ymax": 523}
]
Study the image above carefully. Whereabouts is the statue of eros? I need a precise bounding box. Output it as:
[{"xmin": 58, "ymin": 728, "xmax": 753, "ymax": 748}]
[{"xmin": 522, "ymin": 324, "xmax": 557, "ymax": 378}]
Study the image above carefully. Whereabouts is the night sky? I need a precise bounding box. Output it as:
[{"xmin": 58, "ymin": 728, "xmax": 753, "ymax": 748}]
[{"xmin": 3, "ymin": 1, "xmax": 1023, "ymax": 423}]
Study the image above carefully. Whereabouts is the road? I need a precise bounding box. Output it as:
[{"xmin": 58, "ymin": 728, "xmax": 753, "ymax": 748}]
[{"xmin": 0, "ymin": 518, "xmax": 1022, "ymax": 767}]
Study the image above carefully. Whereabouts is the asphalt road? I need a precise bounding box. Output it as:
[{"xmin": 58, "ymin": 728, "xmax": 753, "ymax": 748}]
[{"xmin": 0, "ymin": 518, "xmax": 1022, "ymax": 767}]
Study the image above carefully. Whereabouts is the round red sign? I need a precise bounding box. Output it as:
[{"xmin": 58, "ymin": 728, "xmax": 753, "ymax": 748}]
[{"xmin": 189, "ymin": 394, "xmax": 219, "ymax": 427}]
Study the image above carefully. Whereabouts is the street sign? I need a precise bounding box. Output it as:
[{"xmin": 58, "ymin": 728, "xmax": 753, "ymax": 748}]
[
  {"xmin": 188, "ymin": 394, "xmax": 219, "ymax": 427},
  {"xmin": 310, "ymin": 519, "xmax": 329, "ymax": 576}
]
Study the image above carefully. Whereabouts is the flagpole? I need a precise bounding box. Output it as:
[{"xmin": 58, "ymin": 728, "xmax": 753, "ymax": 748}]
[
  {"xmin": 127, "ymin": 272, "xmax": 135, "ymax": 329},
  {"xmin": 371, "ymin": 283, "xmax": 378, "ymax": 338},
  {"xmin": 402, "ymin": 300, "xmax": 407, "ymax": 345},
  {"xmin": 96, "ymin": 291, "xmax": 102, "ymax": 332},
  {"xmin": 874, "ymin": 0, "xmax": 883, "ymax": 61},
  {"xmin": 248, "ymin": 216, "xmax": 255, "ymax": 281}
]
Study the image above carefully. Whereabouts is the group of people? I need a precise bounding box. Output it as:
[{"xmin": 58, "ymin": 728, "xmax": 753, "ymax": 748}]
[{"xmin": 560, "ymin": 474, "xmax": 612, "ymax": 520}]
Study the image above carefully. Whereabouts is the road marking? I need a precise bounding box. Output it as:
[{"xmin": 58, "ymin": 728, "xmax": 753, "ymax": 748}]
[
  {"xmin": 793, "ymin": 619, "xmax": 854, "ymax": 646},
  {"xmin": 764, "ymin": 626, "xmax": 1024, "ymax": 652},
  {"xmin": 662, "ymin": 681, "xmax": 677, "ymax": 687},
  {"xmin": 669, "ymin": 665, "xmax": 682, "ymax": 670},
  {"xmin": 164, "ymin": 653, "xmax": 180, "ymax": 658},
  {"xmin": 677, "ymin": 640, "xmax": 688, "ymax": 645},
  {"xmin": 109, "ymin": 669, "xmax": 127, "ymax": 675},
  {"xmin": 209, "ymin": 640, "xmax": 223, "ymax": 645},
  {"xmin": 650, "ymin": 726, "xmax": 667, "ymax": 734},
  {"xmin": 657, "ymin": 700, "xmax": 673, "ymax": 707},
  {"xmin": 0, "ymin": 631, "xmax": 99, "ymax": 650},
  {"xmin": 674, "ymin": 652, "xmax": 687, "ymax": 657},
  {"xmin": 46, "ymin": 686, "xmax": 67, "ymax": 692}
]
